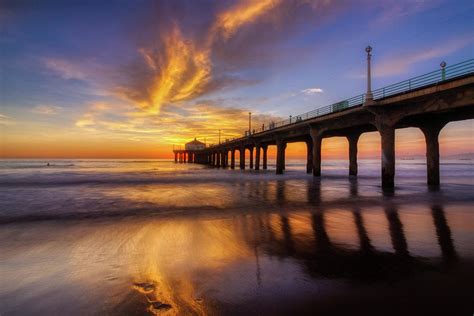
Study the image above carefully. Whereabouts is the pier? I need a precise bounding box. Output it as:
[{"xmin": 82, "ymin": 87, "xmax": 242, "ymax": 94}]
[{"xmin": 174, "ymin": 57, "xmax": 474, "ymax": 189}]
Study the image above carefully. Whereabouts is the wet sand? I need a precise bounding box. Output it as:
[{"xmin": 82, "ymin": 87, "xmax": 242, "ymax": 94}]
[{"xmin": 0, "ymin": 160, "xmax": 473, "ymax": 315}]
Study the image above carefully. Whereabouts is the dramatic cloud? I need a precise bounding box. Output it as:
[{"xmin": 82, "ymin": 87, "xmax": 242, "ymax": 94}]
[
  {"xmin": 116, "ymin": 25, "xmax": 212, "ymax": 112},
  {"xmin": 116, "ymin": 0, "xmax": 345, "ymax": 113},
  {"xmin": 212, "ymin": 0, "xmax": 280, "ymax": 40},
  {"xmin": 301, "ymin": 87, "xmax": 324, "ymax": 95},
  {"xmin": 75, "ymin": 99, "xmax": 281, "ymax": 145},
  {"xmin": 3, "ymin": 0, "xmax": 473, "ymax": 158}
]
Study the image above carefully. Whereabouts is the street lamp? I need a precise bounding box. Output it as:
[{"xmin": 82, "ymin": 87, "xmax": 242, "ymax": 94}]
[
  {"xmin": 248, "ymin": 112, "xmax": 252, "ymax": 135},
  {"xmin": 218, "ymin": 129, "xmax": 221, "ymax": 144},
  {"xmin": 364, "ymin": 45, "xmax": 373, "ymax": 105},
  {"xmin": 440, "ymin": 61, "xmax": 446, "ymax": 81}
]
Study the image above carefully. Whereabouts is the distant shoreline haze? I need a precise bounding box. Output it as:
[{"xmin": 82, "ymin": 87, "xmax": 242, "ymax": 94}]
[
  {"xmin": 0, "ymin": 154, "xmax": 472, "ymax": 160},
  {"xmin": 2, "ymin": 121, "xmax": 472, "ymax": 160}
]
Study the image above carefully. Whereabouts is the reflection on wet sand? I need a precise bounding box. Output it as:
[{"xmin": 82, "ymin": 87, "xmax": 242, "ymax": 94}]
[
  {"xmin": 132, "ymin": 190, "xmax": 458, "ymax": 313},
  {"xmin": 235, "ymin": 206, "xmax": 452, "ymax": 284},
  {"xmin": 431, "ymin": 205, "xmax": 458, "ymax": 267},
  {"xmin": 0, "ymin": 177, "xmax": 472, "ymax": 315}
]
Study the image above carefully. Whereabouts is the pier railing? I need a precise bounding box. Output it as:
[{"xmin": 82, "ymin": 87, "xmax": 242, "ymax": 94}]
[
  {"xmin": 211, "ymin": 58, "xmax": 474, "ymax": 147},
  {"xmin": 372, "ymin": 59, "xmax": 474, "ymax": 99}
]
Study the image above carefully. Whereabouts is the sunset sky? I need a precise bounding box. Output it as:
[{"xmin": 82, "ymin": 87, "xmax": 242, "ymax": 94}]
[{"xmin": 1, "ymin": 0, "xmax": 473, "ymax": 159}]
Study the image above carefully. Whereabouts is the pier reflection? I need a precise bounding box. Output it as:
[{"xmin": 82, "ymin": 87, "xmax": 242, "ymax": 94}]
[
  {"xmin": 353, "ymin": 208, "xmax": 374, "ymax": 254},
  {"xmin": 232, "ymin": 178, "xmax": 460, "ymax": 284},
  {"xmin": 431, "ymin": 205, "xmax": 458, "ymax": 267},
  {"xmin": 0, "ymin": 176, "xmax": 468, "ymax": 315},
  {"xmin": 236, "ymin": 211, "xmax": 456, "ymax": 285}
]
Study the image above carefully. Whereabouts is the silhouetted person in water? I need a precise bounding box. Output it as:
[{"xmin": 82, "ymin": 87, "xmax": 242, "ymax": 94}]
[{"xmin": 47, "ymin": 162, "xmax": 50, "ymax": 166}]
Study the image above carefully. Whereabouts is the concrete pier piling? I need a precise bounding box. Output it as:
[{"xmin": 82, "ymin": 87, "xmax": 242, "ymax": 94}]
[{"xmin": 347, "ymin": 134, "xmax": 360, "ymax": 176}]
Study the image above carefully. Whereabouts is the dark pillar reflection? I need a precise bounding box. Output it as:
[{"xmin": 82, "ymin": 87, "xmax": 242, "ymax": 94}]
[
  {"xmin": 276, "ymin": 180, "xmax": 285, "ymax": 206},
  {"xmin": 256, "ymin": 216, "xmax": 265, "ymax": 240},
  {"xmin": 264, "ymin": 213, "xmax": 277, "ymax": 243},
  {"xmin": 385, "ymin": 207, "xmax": 410, "ymax": 257},
  {"xmin": 431, "ymin": 205, "xmax": 458, "ymax": 266},
  {"xmin": 254, "ymin": 245, "xmax": 262, "ymax": 286},
  {"xmin": 349, "ymin": 177, "xmax": 358, "ymax": 197},
  {"xmin": 257, "ymin": 180, "xmax": 266, "ymax": 204},
  {"xmin": 311, "ymin": 211, "xmax": 332, "ymax": 254},
  {"xmin": 280, "ymin": 215, "xmax": 295, "ymax": 255},
  {"xmin": 348, "ymin": 177, "xmax": 374, "ymax": 253},
  {"xmin": 307, "ymin": 175, "xmax": 332, "ymax": 253},
  {"xmin": 307, "ymin": 178, "xmax": 322, "ymax": 205},
  {"xmin": 353, "ymin": 209, "xmax": 374, "ymax": 254}
]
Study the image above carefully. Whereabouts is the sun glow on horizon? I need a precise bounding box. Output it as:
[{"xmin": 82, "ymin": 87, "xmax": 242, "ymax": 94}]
[{"xmin": 1, "ymin": 0, "xmax": 473, "ymax": 159}]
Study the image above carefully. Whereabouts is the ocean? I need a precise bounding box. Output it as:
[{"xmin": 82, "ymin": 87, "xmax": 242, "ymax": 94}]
[{"xmin": 0, "ymin": 159, "xmax": 473, "ymax": 315}]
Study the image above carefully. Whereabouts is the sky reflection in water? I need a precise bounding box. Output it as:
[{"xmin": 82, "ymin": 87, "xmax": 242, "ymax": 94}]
[{"xmin": 0, "ymin": 160, "xmax": 473, "ymax": 315}]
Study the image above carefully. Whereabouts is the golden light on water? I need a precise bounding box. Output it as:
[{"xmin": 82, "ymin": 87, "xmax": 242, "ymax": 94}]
[
  {"xmin": 127, "ymin": 221, "xmax": 245, "ymax": 315},
  {"xmin": 1, "ymin": 170, "xmax": 471, "ymax": 314}
]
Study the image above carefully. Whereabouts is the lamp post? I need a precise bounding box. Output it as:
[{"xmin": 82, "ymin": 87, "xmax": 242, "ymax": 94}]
[
  {"xmin": 440, "ymin": 61, "xmax": 446, "ymax": 81},
  {"xmin": 364, "ymin": 45, "xmax": 373, "ymax": 105},
  {"xmin": 218, "ymin": 129, "xmax": 221, "ymax": 144},
  {"xmin": 248, "ymin": 112, "xmax": 252, "ymax": 136}
]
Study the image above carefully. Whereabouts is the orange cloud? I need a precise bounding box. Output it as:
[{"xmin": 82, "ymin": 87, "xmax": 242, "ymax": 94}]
[
  {"xmin": 136, "ymin": 25, "xmax": 212, "ymax": 113},
  {"xmin": 119, "ymin": 0, "xmax": 283, "ymax": 113},
  {"xmin": 212, "ymin": 0, "xmax": 280, "ymax": 40},
  {"xmin": 73, "ymin": 100, "xmax": 281, "ymax": 147}
]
